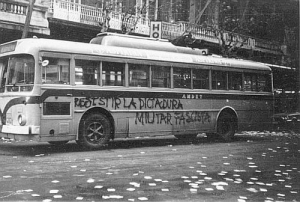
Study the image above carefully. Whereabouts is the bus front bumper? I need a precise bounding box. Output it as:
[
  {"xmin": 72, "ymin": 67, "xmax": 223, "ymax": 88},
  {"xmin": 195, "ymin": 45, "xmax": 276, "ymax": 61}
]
[{"xmin": 1, "ymin": 125, "xmax": 40, "ymax": 135}]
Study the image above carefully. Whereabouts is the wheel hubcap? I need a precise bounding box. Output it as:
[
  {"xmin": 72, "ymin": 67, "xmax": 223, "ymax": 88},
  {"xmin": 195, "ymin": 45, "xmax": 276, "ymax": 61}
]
[{"xmin": 86, "ymin": 122, "xmax": 104, "ymax": 143}]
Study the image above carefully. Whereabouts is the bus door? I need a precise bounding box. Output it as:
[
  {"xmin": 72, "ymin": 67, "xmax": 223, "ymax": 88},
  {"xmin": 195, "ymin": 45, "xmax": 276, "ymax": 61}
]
[{"xmin": 40, "ymin": 54, "xmax": 75, "ymax": 141}]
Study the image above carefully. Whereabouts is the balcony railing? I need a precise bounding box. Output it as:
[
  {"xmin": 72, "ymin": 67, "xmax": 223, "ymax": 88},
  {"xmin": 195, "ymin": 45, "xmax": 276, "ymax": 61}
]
[
  {"xmin": 0, "ymin": 0, "xmax": 50, "ymax": 35},
  {"xmin": 48, "ymin": 0, "xmax": 282, "ymax": 54},
  {"xmin": 0, "ymin": 1, "xmax": 27, "ymax": 15},
  {"xmin": 49, "ymin": 0, "xmax": 149, "ymax": 35}
]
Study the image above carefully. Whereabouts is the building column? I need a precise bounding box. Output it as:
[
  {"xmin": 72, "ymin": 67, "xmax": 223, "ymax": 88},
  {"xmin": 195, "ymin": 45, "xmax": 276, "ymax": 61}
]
[
  {"xmin": 146, "ymin": 0, "xmax": 149, "ymax": 19},
  {"xmin": 168, "ymin": 0, "xmax": 173, "ymax": 22},
  {"xmin": 154, "ymin": 0, "xmax": 158, "ymax": 20},
  {"xmin": 189, "ymin": 0, "xmax": 196, "ymax": 24},
  {"xmin": 214, "ymin": 0, "xmax": 220, "ymax": 29},
  {"xmin": 136, "ymin": 0, "xmax": 142, "ymax": 16}
]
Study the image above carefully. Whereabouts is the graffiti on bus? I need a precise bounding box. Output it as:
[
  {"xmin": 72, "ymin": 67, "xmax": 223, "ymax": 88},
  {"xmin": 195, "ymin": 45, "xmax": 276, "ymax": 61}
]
[
  {"xmin": 74, "ymin": 97, "xmax": 210, "ymax": 125},
  {"xmin": 135, "ymin": 111, "xmax": 211, "ymax": 125},
  {"xmin": 74, "ymin": 97, "xmax": 183, "ymax": 110}
]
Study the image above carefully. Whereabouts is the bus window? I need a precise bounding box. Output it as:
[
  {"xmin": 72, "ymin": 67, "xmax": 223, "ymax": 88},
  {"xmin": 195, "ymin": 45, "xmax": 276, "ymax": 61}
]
[
  {"xmin": 151, "ymin": 65, "xmax": 170, "ymax": 88},
  {"xmin": 193, "ymin": 69, "xmax": 209, "ymax": 89},
  {"xmin": 0, "ymin": 57, "xmax": 8, "ymax": 92},
  {"xmin": 174, "ymin": 67, "xmax": 191, "ymax": 89},
  {"xmin": 43, "ymin": 102, "xmax": 70, "ymax": 115},
  {"xmin": 244, "ymin": 73, "xmax": 257, "ymax": 91},
  {"xmin": 212, "ymin": 70, "xmax": 227, "ymax": 90},
  {"xmin": 257, "ymin": 74, "xmax": 271, "ymax": 92},
  {"xmin": 129, "ymin": 63, "xmax": 149, "ymax": 87},
  {"xmin": 42, "ymin": 57, "xmax": 70, "ymax": 84},
  {"xmin": 6, "ymin": 55, "xmax": 34, "ymax": 91},
  {"xmin": 102, "ymin": 61, "xmax": 124, "ymax": 86},
  {"xmin": 228, "ymin": 72, "xmax": 242, "ymax": 90},
  {"xmin": 75, "ymin": 60, "xmax": 98, "ymax": 85}
]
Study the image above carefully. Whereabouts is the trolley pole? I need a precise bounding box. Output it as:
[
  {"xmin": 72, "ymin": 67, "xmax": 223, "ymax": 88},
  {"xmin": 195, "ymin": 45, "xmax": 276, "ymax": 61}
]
[{"xmin": 22, "ymin": 0, "xmax": 36, "ymax": 39}]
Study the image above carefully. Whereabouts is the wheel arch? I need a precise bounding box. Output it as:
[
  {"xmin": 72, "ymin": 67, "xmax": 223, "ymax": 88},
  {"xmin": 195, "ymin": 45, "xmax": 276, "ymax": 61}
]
[
  {"xmin": 77, "ymin": 107, "xmax": 115, "ymax": 140},
  {"xmin": 215, "ymin": 106, "xmax": 238, "ymax": 132}
]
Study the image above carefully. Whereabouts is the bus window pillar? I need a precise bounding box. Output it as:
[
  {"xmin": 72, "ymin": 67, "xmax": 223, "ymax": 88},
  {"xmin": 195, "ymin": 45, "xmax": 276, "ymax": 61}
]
[
  {"xmin": 242, "ymin": 72, "xmax": 245, "ymax": 91},
  {"xmin": 125, "ymin": 63, "xmax": 129, "ymax": 87},
  {"xmin": 226, "ymin": 72, "xmax": 229, "ymax": 90},
  {"xmin": 170, "ymin": 66, "xmax": 174, "ymax": 89},
  {"xmin": 70, "ymin": 57, "xmax": 75, "ymax": 86},
  {"xmin": 59, "ymin": 65, "xmax": 62, "ymax": 81},
  {"xmin": 99, "ymin": 61, "xmax": 103, "ymax": 86},
  {"xmin": 208, "ymin": 69, "xmax": 212, "ymax": 90},
  {"xmin": 149, "ymin": 65, "xmax": 152, "ymax": 88},
  {"xmin": 191, "ymin": 68, "xmax": 194, "ymax": 89}
]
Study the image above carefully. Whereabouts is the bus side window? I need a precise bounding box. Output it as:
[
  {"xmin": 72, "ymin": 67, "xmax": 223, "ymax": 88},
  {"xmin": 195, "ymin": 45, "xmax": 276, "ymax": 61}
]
[
  {"xmin": 42, "ymin": 57, "xmax": 70, "ymax": 84},
  {"xmin": 244, "ymin": 73, "xmax": 257, "ymax": 91},
  {"xmin": 75, "ymin": 60, "xmax": 98, "ymax": 85},
  {"xmin": 212, "ymin": 70, "xmax": 227, "ymax": 90},
  {"xmin": 173, "ymin": 67, "xmax": 191, "ymax": 89},
  {"xmin": 151, "ymin": 65, "xmax": 170, "ymax": 88},
  {"xmin": 228, "ymin": 72, "xmax": 242, "ymax": 90},
  {"xmin": 129, "ymin": 63, "xmax": 149, "ymax": 87},
  {"xmin": 257, "ymin": 74, "xmax": 271, "ymax": 92},
  {"xmin": 102, "ymin": 61, "xmax": 124, "ymax": 86},
  {"xmin": 193, "ymin": 69, "xmax": 209, "ymax": 89}
]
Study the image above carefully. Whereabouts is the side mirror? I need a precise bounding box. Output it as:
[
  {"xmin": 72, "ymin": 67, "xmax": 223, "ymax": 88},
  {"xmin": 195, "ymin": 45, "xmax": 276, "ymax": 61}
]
[{"xmin": 41, "ymin": 60, "xmax": 49, "ymax": 67}]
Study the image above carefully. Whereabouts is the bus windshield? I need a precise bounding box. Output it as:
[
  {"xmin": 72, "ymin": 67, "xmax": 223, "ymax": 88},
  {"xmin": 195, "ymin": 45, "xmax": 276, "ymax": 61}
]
[{"xmin": 0, "ymin": 55, "xmax": 35, "ymax": 92}]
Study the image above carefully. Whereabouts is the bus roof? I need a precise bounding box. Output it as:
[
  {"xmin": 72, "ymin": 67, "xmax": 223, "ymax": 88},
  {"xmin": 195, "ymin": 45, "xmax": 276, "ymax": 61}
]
[
  {"xmin": 90, "ymin": 32, "xmax": 208, "ymax": 56},
  {"xmin": 1, "ymin": 37, "xmax": 271, "ymax": 72},
  {"xmin": 262, "ymin": 63, "xmax": 293, "ymax": 70}
]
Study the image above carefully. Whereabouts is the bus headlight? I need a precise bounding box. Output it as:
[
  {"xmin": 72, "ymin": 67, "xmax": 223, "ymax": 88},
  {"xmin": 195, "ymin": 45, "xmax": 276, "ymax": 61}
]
[{"xmin": 18, "ymin": 114, "xmax": 27, "ymax": 126}]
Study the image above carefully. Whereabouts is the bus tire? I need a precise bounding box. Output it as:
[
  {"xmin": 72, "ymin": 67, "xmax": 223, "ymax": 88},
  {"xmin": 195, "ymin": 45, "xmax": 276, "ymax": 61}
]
[
  {"xmin": 206, "ymin": 133, "xmax": 219, "ymax": 140},
  {"xmin": 174, "ymin": 134, "xmax": 198, "ymax": 140},
  {"xmin": 217, "ymin": 113, "xmax": 236, "ymax": 141},
  {"xmin": 48, "ymin": 141, "xmax": 69, "ymax": 145},
  {"xmin": 77, "ymin": 113, "xmax": 111, "ymax": 150}
]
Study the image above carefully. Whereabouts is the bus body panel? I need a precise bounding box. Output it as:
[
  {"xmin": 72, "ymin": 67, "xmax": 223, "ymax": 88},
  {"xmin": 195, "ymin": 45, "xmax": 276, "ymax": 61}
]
[
  {"xmin": 0, "ymin": 90, "xmax": 274, "ymax": 141},
  {"xmin": 0, "ymin": 37, "xmax": 274, "ymax": 146},
  {"xmin": 0, "ymin": 95, "xmax": 41, "ymax": 139}
]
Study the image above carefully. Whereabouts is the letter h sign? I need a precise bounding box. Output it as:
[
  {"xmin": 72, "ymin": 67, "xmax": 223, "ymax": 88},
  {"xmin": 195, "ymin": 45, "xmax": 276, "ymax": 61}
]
[{"xmin": 150, "ymin": 21, "xmax": 162, "ymax": 39}]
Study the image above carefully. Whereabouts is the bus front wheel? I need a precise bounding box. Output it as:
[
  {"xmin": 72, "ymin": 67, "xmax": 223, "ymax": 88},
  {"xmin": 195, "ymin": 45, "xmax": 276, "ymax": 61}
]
[
  {"xmin": 217, "ymin": 113, "xmax": 236, "ymax": 141},
  {"xmin": 77, "ymin": 113, "xmax": 111, "ymax": 150}
]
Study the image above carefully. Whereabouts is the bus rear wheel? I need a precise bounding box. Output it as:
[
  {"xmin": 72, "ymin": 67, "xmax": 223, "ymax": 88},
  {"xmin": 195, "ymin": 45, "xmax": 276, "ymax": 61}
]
[
  {"xmin": 77, "ymin": 113, "xmax": 111, "ymax": 150},
  {"xmin": 217, "ymin": 113, "xmax": 236, "ymax": 141},
  {"xmin": 174, "ymin": 134, "xmax": 198, "ymax": 140},
  {"xmin": 48, "ymin": 141, "xmax": 69, "ymax": 146}
]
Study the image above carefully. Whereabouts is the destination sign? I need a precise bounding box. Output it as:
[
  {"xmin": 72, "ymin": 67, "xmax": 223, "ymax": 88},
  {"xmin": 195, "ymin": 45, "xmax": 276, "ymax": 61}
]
[{"xmin": 0, "ymin": 41, "xmax": 17, "ymax": 54}]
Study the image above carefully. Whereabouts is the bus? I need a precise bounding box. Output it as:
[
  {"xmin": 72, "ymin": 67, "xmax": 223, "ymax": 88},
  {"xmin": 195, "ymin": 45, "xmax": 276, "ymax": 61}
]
[{"xmin": 0, "ymin": 33, "xmax": 273, "ymax": 149}]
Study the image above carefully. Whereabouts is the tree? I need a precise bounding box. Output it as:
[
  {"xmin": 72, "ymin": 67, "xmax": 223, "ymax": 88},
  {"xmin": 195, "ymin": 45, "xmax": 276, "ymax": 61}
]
[
  {"xmin": 22, "ymin": 0, "xmax": 36, "ymax": 38},
  {"xmin": 171, "ymin": 0, "xmax": 212, "ymax": 49},
  {"xmin": 121, "ymin": 2, "xmax": 147, "ymax": 34},
  {"xmin": 99, "ymin": 1, "xmax": 152, "ymax": 35},
  {"xmin": 98, "ymin": 3, "xmax": 112, "ymax": 33},
  {"xmin": 120, "ymin": 0, "xmax": 166, "ymax": 35},
  {"xmin": 171, "ymin": 0, "xmax": 248, "ymax": 55},
  {"xmin": 210, "ymin": 0, "xmax": 250, "ymax": 57}
]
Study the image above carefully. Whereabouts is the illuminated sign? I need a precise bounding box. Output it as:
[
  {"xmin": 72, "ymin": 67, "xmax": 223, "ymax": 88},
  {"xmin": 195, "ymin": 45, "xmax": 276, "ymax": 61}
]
[{"xmin": 0, "ymin": 41, "xmax": 17, "ymax": 54}]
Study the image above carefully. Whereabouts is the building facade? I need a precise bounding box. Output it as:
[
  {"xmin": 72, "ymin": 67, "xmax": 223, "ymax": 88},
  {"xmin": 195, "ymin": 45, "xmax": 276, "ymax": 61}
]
[{"xmin": 0, "ymin": 0, "xmax": 297, "ymax": 68}]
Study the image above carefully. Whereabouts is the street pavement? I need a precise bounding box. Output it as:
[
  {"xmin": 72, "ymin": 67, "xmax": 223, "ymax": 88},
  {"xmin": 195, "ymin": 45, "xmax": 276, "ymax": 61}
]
[{"xmin": 0, "ymin": 131, "xmax": 299, "ymax": 202}]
